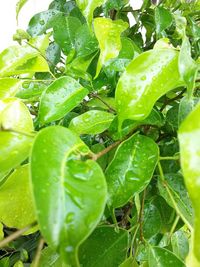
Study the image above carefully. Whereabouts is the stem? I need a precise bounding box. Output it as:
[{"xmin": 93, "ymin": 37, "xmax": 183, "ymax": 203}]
[
  {"xmin": 92, "ymin": 140, "xmax": 121, "ymax": 161},
  {"xmin": 32, "ymin": 238, "xmax": 45, "ymax": 267},
  {"xmin": 89, "ymin": 93, "xmax": 116, "ymax": 113},
  {"xmin": 138, "ymin": 189, "xmax": 146, "ymax": 241},
  {"xmin": 130, "ymin": 224, "xmax": 140, "ymax": 257},
  {"xmin": 159, "ymin": 156, "xmax": 179, "ymax": 161},
  {"xmin": 169, "ymin": 215, "xmax": 180, "ymax": 240},
  {"xmin": 0, "ymin": 221, "xmax": 37, "ymax": 248}
]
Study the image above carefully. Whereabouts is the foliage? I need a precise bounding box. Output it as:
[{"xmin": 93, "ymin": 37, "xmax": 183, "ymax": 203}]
[{"xmin": 0, "ymin": 0, "xmax": 200, "ymax": 266}]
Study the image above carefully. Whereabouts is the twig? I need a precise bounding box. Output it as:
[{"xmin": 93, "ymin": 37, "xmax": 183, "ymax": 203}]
[
  {"xmin": 32, "ymin": 238, "xmax": 45, "ymax": 267},
  {"xmin": 92, "ymin": 140, "xmax": 121, "ymax": 161},
  {"xmin": 0, "ymin": 221, "xmax": 37, "ymax": 248},
  {"xmin": 89, "ymin": 93, "xmax": 116, "ymax": 113}
]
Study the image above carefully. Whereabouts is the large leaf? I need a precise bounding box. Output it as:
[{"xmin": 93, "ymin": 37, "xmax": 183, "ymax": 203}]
[
  {"xmin": 30, "ymin": 126, "xmax": 107, "ymax": 266},
  {"xmin": 158, "ymin": 173, "xmax": 194, "ymax": 229},
  {"xmin": 38, "ymin": 76, "xmax": 88, "ymax": 124},
  {"xmin": 79, "ymin": 226, "xmax": 129, "ymax": 267},
  {"xmin": 0, "ymin": 78, "xmax": 23, "ymax": 99},
  {"xmin": 0, "ymin": 98, "xmax": 33, "ymax": 132},
  {"xmin": 0, "ymin": 165, "xmax": 36, "ymax": 231},
  {"xmin": 94, "ymin": 18, "xmax": 128, "ymax": 77},
  {"xmin": 178, "ymin": 102, "xmax": 200, "ymax": 265},
  {"xmin": 148, "ymin": 246, "xmax": 185, "ymax": 267},
  {"xmin": 106, "ymin": 134, "xmax": 159, "ymax": 208},
  {"xmin": 76, "ymin": 0, "xmax": 106, "ymax": 25},
  {"xmin": 115, "ymin": 48, "xmax": 184, "ymax": 129},
  {"xmin": 69, "ymin": 110, "xmax": 115, "ymax": 135},
  {"xmin": 171, "ymin": 230, "xmax": 189, "ymax": 261},
  {"xmin": 0, "ymin": 35, "xmax": 49, "ymax": 77}
]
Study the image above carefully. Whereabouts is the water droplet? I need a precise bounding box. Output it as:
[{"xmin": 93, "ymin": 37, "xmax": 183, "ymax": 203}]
[
  {"xmin": 65, "ymin": 246, "xmax": 74, "ymax": 252},
  {"xmin": 65, "ymin": 212, "xmax": 75, "ymax": 223},
  {"xmin": 39, "ymin": 20, "xmax": 45, "ymax": 25}
]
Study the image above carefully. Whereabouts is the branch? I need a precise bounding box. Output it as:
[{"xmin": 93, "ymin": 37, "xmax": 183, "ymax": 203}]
[
  {"xmin": 32, "ymin": 238, "xmax": 45, "ymax": 267},
  {"xmin": 92, "ymin": 140, "xmax": 121, "ymax": 161},
  {"xmin": 89, "ymin": 93, "xmax": 116, "ymax": 113}
]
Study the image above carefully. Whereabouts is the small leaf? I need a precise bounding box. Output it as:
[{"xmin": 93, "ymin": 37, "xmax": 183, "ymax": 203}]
[
  {"xmin": 0, "ymin": 165, "xmax": 36, "ymax": 231},
  {"xmin": 0, "ymin": 78, "xmax": 23, "ymax": 99},
  {"xmin": 38, "ymin": 76, "xmax": 88, "ymax": 124},
  {"xmin": 148, "ymin": 246, "xmax": 185, "ymax": 267},
  {"xmin": 79, "ymin": 226, "xmax": 129, "ymax": 267},
  {"xmin": 76, "ymin": 0, "xmax": 106, "ymax": 25},
  {"xmin": 69, "ymin": 110, "xmax": 115, "ymax": 135},
  {"xmin": 115, "ymin": 48, "xmax": 184, "ymax": 128},
  {"xmin": 16, "ymin": 0, "xmax": 29, "ymax": 21},
  {"xmin": 178, "ymin": 102, "xmax": 200, "ymax": 264},
  {"xmin": 155, "ymin": 6, "xmax": 173, "ymax": 36},
  {"xmin": 158, "ymin": 173, "xmax": 193, "ymax": 229},
  {"xmin": 106, "ymin": 134, "xmax": 159, "ymax": 208},
  {"xmin": 30, "ymin": 126, "xmax": 107, "ymax": 266},
  {"xmin": 179, "ymin": 37, "xmax": 198, "ymax": 97},
  {"xmin": 94, "ymin": 18, "xmax": 128, "ymax": 77},
  {"xmin": 171, "ymin": 230, "xmax": 189, "ymax": 260},
  {"xmin": 120, "ymin": 257, "xmax": 139, "ymax": 267}
]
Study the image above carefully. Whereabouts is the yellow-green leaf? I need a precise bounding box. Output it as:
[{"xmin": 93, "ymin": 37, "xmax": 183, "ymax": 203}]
[{"xmin": 0, "ymin": 78, "xmax": 23, "ymax": 99}]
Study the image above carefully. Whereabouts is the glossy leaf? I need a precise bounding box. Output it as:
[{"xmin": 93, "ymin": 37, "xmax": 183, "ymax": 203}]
[
  {"xmin": 178, "ymin": 102, "xmax": 200, "ymax": 265},
  {"xmin": 106, "ymin": 134, "xmax": 159, "ymax": 208},
  {"xmin": 69, "ymin": 110, "xmax": 115, "ymax": 135},
  {"xmin": 30, "ymin": 126, "xmax": 107, "ymax": 266},
  {"xmin": 171, "ymin": 230, "xmax": 189, "ymax": 261},
  {"xmin": 0, "ymin": 98, "xmax": 33, "ymax": 132},
  {"xmin": 79, "ymin": 226, "xmax": 129, "ymax": 267},
  {"xmin": 178, "ymin": 96, "xmax": 196, "ymax": 126},
  {"xmin": 0, "ymin": 78, "xmax": 23, "ymax": 99},
  {"xmin": 39, "ymin": 247, "xmax": 64, "ymax": 267},
  {"xmin": 155, "ymin": 6, "xmax": 173, "ymax": 36},
  {"xmin": 115, "ymin": 48, "xmax": 184, "ymax": 128},
  {"xmin": 0, "ymin": 165, "xmax": 36, "ymax": 231},
  {"xmin": 16, "ymin": 81, "xmax": 48, "ymax": 99},
  {"xmin": 158, "ymin": 173, "xmax": 193, "ymax": 229},
  {"xmin": 120, "ymin": 257, "xmax": 139, "ymax": 267},
  {"xmin": 94, "ymin": 18, "xmax": 128, "ymax": 77},
  {"xmin": 179, "ymin": 37, "xmax": 198, "ymax": 97},
  {"xmin": 0, "ymin": 35, "xmax": 49, "ymax": 77},
  {"xmin": 76, "ymin": 0, "xmax": 106, "ymax": 25},
  {"xmin": 148, "ymin": 246, "xmax": 185, "ymax": 267},
  {"xmin": 38, "ymin": 76, "xmax": 88, "ymax": 124}
]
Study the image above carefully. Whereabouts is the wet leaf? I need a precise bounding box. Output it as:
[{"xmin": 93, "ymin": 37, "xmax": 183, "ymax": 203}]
[
  {"xmin": 69, "ymin": 110, "xmax": 115, "ymax": 135},
  {"xmin": 79, "ymin": 226, "xmax": 129, "ymax": 267},
  {"xmin": 38, "ymin": 76, "xmax": 88, "ymax": 124},
  {"xmin": 171, "ymin": 230, "xmax": 189, "ymax": 260},
  {"xmin": 155, "ymin": 6, "xmax": 173, "ymax": 36},
  {"xmin": 106, "ymin": 134, "xmax": 159, "ymax": 208},
  {"xmin": 30, "ymin": 126, "xmax": 107, "ymax": 266},
  {"xmin": 0, "ymin": 78, "xmax": 23, "ymax": 99}
]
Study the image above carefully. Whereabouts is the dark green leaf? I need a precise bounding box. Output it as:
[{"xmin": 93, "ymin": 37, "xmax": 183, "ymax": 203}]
[
  {"xmin": 155, "ymin": 7, "xmax": 173, "ymax": 36},
  {"xmin": 171, "ymin": 230, "xmax": 189, "ymax": 260}
]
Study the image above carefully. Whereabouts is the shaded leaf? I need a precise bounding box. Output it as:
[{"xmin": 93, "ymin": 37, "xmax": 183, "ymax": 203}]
[
  {"xmin": 171, "ymin": 230, "xmax": 189, "ymax": 260},
  {"xmin": 0, "ymin": 165, "xmax": 36, "ymax": 231},
  {"xmin": 30, "ymin": 126, "xmax": 107, "ymax": 266},
  {"xmin": 79, "ymin": 226, "xmax": 129, "ymax": 267},
  {"xmin": 115, "ymin": 48, "xmax": 184, "ymax": 129},
  {"xmin": 69, "ymin": 110, "xmax": 115, "ymax": 135},
  {"xmin": 106, "ymin": 134, "xmax": 159, "ymax": 208},
  {"xmin": 38, "ymin": 76, "xmax": 88, "ymax": 124}
]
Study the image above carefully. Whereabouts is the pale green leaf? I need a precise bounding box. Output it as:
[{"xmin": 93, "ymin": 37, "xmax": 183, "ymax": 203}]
[
  {"xmin": 0, "ymin": 165, "xmax": 36, "ymax": 231},
  {"xmin": 16, "ymin": 0, "xmax": 29, "ymax": 21},
  {"xmin": 0, "ymin": 222, "xmax": 3, "ymax": 240},
  {"xmin": 69, "ymin": 110, "xmax": 115, "ymax": 135},
  {"xmin": 30, "ymin": 126, "xmax": 107, "ymax": 266},
  {"xmin": 106, "ymin": 134, "xmax": 159, "ymax": 208},
  {"xmin": 94, "ymin": 18, "xmax": 128, "ymax": 77},
  {"xmin": 115, "ymin": 48, "xmax": 184, "ymax": 129},
  {"xmin": 38, "ymin": 76, "xmax": 88, "ymax": 124},
  {"xmin": 0, "ymin": 78, "xmax": 23, "ymax": 99}
]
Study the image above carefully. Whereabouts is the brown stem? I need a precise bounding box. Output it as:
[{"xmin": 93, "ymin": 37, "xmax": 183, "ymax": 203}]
[
  {"xmin": 92, "ymin": 140, "xmax": 121, "ymax": 161},
  {"xmin": 32, "ymin": 238, "xmax": 45, "ymax": 267},
  {"xmin": 0, "ymin": 221, "xmax": 37, "ymax": 248},
  {"xmin": 89, "ymin": 93, "xmax": 116, "ymax": 113}
]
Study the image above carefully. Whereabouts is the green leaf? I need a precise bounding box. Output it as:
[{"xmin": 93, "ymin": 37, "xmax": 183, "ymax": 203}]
[
  {"xmin": 38, "ymin": 76, "xmax": 88, "ymax": 124},
  {"xmin": 0, "ymin": 165, "xmax": 36, "ymax": 231},
  {"xmin": 16, "ymin": 0, "xmax": 29, "ymax": 21},
  {"xmin": 0, "ymin": 98, "xmax": 33, "ymax": 132},
  {"xmin": 69, "ymin": 110, "xmax": 115, "ymax": 135},
  {"xmin": 0, "ymin": 132, "xmax": 33, "ymax": 176},
  {"xmin": 0, "ymin": 78, "xmax": 23, "ymax": 99},
  {"xmin": 148, "ymin": 246, "xmax": 185, "ymax": 267},
  {"xmin": 94, "ymin": 18, "xmax": 128, "ymax": 77},
  {"xmin": 0, "ymin": 222, "xmax": 3, "ymax": 240},
  {"xmin": 143, "ymin": 203, "xmax": 162, "ymax": 239},
  {"xmin": 79, "ymin": 226, "xmax": 129, "ymax": 267},
  {"xmin": 16, "ymin": 81, "xmax": 48, "ymax": 99},
  {"xmin": 171, "ymin": 230, "xmax": 189, "ymax": 260},
  {"xmin": 106, "ymin": 134, "xmax": 159, "ymax": 208},
  {"xmin": 120, "ymin": 257, "xmax": 139, "ymax": 267},
  {"xmin": 30, "ymin": 126, "xmax": 107, "ymax": 266},
  {"xmin": 179, "ymin": 37, "xmax": 198, "ymax": 97},
  {"xmin": 39, "ymin": 247, "xmax": 64, "ymax": 267},
  {"xmin": 0, "ymin": 35, "xmax": 49, "ymax": 77},
  {"xmin": 155, "ymin": 6, "xmax": 173, "ymax": 36},
  {"xmin": 54, "ymin": 16, "xmax": 82, "ymax": 55},
  {"xmin": 27, "ymin": 10, "xmax": 61, "ymax": 37},
  {"xmin": 178, "ymin": 102, "xmax": 200, "ymax": 265},
  {"xmin": 76, "ymin": 0, "xmax": 106, "ymax": 25},
  {"xmin": 157, "ymin": 173, "xmax": 193, "ymax": 229},
  {"xmin": 115, "ymin": 48, "xmax": 184, "ymax": 128},
  {"xmin": 178, "ymin": 96, "xmax": 196, "ymax": 126}
]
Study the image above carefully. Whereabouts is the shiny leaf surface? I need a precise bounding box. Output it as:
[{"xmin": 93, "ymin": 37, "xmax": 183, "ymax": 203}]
[
  {"xmin": 30, "ymin": 126, "xmax": 107, "ymax": 266},
  {"xmin": 0, "ymin": 78, "xmax": 23, "ymax": 99}
]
